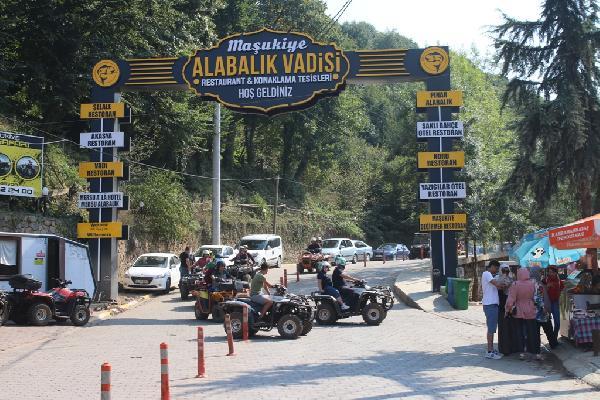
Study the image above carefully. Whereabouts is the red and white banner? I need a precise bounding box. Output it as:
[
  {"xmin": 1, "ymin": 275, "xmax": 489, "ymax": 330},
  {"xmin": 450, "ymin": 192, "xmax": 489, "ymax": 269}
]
[{"xmin": 549, "ymin": 219, "xmax": 600, "ymax": 249}]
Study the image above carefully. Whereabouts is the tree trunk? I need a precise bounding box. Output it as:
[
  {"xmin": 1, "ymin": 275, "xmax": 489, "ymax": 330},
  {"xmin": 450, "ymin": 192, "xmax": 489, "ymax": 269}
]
[{"xmin": 578, "ymin": 175, "xmax": 593, "ymax": 217}]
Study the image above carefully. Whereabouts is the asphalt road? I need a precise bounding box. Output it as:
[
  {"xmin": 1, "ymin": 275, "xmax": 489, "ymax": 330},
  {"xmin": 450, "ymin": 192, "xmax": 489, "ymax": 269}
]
[{"xmin": 0, "ymin": 259, "xmax": 596, "ymax": 399}]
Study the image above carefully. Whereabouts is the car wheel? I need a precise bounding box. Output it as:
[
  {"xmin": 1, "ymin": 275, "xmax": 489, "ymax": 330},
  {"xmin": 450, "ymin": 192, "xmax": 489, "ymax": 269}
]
[
  {"xmin": 315, "ymin": 303, "xmax": 337, "ymax": 325},
  {"xmin": 300, "ymin": 319, "xmax": 313, "ymax": 336},
  {"xmin": 276, "ymin": 256, "xmax": 282, "ymax": 268},
  {"xmin": 225, "ymin": 311, "xmax": 244, "ymax": 339},
  {"xmin": 28, "ymin": 303, "xmax": 52, "ymax": 326},
  {"xmin": 352, "ymin": 254, "xmax": 357, "ymax": 264},
  {"xmin": 163, "ymin": 278, "xmax": 171, "ymax": 295},
  {"xmin": 194, "ymin": 300, "xmax": 209, "ymax": 320},
  {"xmin": 0, "ymin": 300, "xmax": 9, "ymax": 326},
  {"xmin": 277, "ymin": 314, "xmax": 303, "ymax": 339},
  {"xmin": 180, "ymin": 286, "xmax": 189, "ymax": 300},
  {"xmin": 362, "ymin": 303, "xmax": 386, "ymax": 326},
  {"xmin": 70, "ymin": 305, "xmax": 91, "ymax": 326}
]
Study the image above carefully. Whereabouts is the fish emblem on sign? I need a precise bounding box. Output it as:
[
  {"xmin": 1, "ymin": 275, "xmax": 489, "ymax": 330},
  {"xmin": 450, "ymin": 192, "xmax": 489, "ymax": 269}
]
[{"xmin": 182, "ymin": 28, "xmax": 350, "ymax": 115}]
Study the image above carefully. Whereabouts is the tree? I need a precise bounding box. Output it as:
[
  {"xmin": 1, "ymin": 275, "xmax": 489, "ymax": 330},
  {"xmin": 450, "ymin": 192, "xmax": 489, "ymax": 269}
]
[{"xmin": 493, "ymin": 0, "xmax": 600, "ymax": 217}]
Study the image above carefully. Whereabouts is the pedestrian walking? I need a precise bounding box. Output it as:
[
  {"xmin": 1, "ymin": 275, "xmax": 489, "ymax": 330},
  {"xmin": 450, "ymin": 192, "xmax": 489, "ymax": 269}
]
[
  {"xmin": 482, "ymin": 259, "xmax": 504, "ymax": 359},
  {"xmin": 506, "ymin": 268, "xmax": 542, "ymax": 361}
]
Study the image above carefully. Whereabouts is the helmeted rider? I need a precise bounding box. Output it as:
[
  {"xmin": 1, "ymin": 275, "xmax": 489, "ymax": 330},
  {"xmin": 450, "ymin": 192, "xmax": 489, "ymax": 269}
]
[
  {"xmin": 194, "ymin": 249, "xmax": 212, "ymax": 272},
  {"xmin": 307, "ymin": 237, "xmax": 321, "ymax": 253},
  {"xmin": 317, "ymin": 261, "xmax": 349, "ymax": 310},
  {"xmin": 332, "ymin": 258, "xmax": 360, "ymax": 306},
  {"xmin": 233, "ymin": 245, "xmax": 255, "ymax": 265},
  {"xmin": 209, "ymin": 260, "xmax": 230, "ymax": 290}
]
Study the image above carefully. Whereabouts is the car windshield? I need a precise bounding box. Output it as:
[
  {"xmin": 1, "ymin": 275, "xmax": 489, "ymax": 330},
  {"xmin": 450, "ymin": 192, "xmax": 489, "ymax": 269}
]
[
  {"xmin": 240, "ymin": 240, "xmax": 267, "ymax": 250},
  {"xmin": 378, "ymin": 244, "xmax": 396, "ymax": 250},
  {"xmin": 322, "ymin": 240, "xmax": 340, "ymax": 248},
  {"xmin": 133, "ymin": 256, "xmax": 168, "ymax": 268},
  {"xmin": 197, "ymin": 246, "xmax": 223, "ymax": 256}
]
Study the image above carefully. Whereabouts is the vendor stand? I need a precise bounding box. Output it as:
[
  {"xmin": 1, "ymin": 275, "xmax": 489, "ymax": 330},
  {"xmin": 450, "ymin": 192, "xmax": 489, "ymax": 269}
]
[{"xmin": 549, "ymin": 214, "xmax": 600, "ymax": 344}]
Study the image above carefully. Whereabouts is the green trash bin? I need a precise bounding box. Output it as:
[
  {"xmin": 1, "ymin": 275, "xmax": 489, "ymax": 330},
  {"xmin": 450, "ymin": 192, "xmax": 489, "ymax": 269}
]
[{"xmin": 453, "ymin": 278, "xmax": 471, "ymax": 310}]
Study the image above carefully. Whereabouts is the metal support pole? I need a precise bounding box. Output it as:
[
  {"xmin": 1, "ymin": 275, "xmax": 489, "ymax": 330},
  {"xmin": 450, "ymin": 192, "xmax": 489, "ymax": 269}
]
[
  {"xmin": 272, "ymin": 175, "xmax": 279, "ymax": 234},
  {"xmin": 212, "ymin": 103, "xmax": 221, "ymax": 245}
]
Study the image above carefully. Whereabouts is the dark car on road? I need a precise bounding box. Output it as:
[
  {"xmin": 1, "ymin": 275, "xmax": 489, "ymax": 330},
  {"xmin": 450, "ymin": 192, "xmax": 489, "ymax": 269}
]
[{"xmin": 372, "ymin": 243, "xmax": 409, "ymax": 261}]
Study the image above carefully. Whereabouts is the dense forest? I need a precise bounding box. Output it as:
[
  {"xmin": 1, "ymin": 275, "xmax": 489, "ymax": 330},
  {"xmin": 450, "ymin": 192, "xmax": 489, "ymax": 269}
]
[{"xmin": 0, "ymin": 0, "xmax": 596, "ymax": 249}]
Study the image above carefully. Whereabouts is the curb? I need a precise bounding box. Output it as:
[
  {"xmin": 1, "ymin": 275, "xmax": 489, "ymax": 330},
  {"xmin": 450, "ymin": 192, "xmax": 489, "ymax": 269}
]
[
  {"xmin": 392, "ymin": 281, "xmax": 422, "ymax": 310},
  {"xmin": 89, "ymin": 294, "xmax": 153, "ymax": 326}
]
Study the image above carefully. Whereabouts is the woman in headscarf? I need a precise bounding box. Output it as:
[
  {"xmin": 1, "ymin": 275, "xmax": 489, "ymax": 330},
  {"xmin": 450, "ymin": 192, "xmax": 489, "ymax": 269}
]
[
  {"xmin": 505, "ymin": 268, "xmax": 542, "ymax": 360},
  {"xmin": 495, "ymin": 264, "xmax": 519, "ymax": 355}
]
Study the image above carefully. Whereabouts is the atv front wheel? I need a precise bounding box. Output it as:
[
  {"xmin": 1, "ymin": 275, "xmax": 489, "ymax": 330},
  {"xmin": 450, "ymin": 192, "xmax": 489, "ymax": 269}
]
[
  {"xmin": 212, "ymin": 304, "xmax": 225, "ymax": 323},
  {"xmin": 226, "ymin": 311, "xmax": 244, "ymax": 339},
  {"xmin": 194, "ymin": 300, "xmax": 209, "ymax": 320},
  {"xmin": 362, "ymin": 303, "xmax": 385, "ymax": 325},
  {"xmin": 277, "ymin": 314, "xmax": 303, "ymax": 339},
  {"xmin": 180, "ymin": 286, "xmax": 189, "ymax": 300},
  {"xmin": 70, "ymin": 305, "xmax": 91, "ymax": 326},
  {"xmin": 0, "ymin": 301, "xmax": 9, "ymax": 326},
  {"xmin": 297, "ymin": 264, "xmax": 304, "ymax": 275},
  {"xmin": 300, "ymin": 319, "xmax": 313, "ymax": 335},
  {"xmin": 29, "ymin": 303, "xmax": 52, "ymax": 326},
  {"xmin": 315, "ymin": 303, "xmax": 337, "ymax": 325}
]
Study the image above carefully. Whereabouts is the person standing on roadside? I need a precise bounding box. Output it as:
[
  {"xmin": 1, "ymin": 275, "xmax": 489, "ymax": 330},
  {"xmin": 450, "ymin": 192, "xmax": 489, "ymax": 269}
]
[
  {"xmin": 482, "ymin": 259, "xmax": 504, "ymax": 359},
  {"xmin": 506, "ymin": 268, "xmax": 542, "ymax": 361},
  {"xmin": 543, "ymin": 265, "xmax": 564, "ymax": 343},
  {"xmin": 179, "ymin": 246, "xmax": 192, "ymax": 278}
]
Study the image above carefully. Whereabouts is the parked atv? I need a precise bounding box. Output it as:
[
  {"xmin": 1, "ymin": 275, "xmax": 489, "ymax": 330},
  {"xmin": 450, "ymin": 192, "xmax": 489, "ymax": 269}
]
[
  {"xmin": 297, "ymin": 249, "xmax": 330, "ymax": 274},
  {"xmin": 179, "ymin": 272, "xmax": 204, "ymax": 300},
  {"xmin": 194, "ymin": 278, "xmax": 249, "ymax": 322},
  {"xmin": 312, "ymin": 280, "xmax": 394, "ymax": 326},
  {"xmin": 5, "ymin": 275, "xmax": 92, "ymax": 326},
  {"xmin": 220, "ymin": 285, "xmax": 315, "ymax": 339},
  {"xmin": 228, "ymin": 260, "xmax": 258, "ymax": 283}
]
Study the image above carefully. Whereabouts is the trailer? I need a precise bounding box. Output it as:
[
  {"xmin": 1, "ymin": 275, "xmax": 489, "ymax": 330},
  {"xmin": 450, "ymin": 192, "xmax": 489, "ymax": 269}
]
[{"xmin": 0, "ymin": 232, "xmax": 96, "ymax": 297}]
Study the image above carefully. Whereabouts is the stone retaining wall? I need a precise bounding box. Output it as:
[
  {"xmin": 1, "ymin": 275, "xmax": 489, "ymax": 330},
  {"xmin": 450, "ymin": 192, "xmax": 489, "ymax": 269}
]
[{"xmin": 0, "ymin": 212, "xmax": 76, "ymax": 238}]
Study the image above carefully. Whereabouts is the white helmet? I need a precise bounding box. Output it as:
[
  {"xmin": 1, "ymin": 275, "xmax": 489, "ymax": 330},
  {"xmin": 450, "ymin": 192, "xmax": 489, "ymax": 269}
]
[
  {"xmin": 321, "ymin": 261, "xmax": 331, "ymax": 270},
  {"xmin": 311, "ymin": 237, "xmax": 317, "ymax": 242}
]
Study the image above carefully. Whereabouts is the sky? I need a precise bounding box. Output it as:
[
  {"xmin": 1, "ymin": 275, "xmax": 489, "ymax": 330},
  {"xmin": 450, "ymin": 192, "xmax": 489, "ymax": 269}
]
[{"xmin": 325, "ymin": 0, "xmax": 542, "ymax": 57}]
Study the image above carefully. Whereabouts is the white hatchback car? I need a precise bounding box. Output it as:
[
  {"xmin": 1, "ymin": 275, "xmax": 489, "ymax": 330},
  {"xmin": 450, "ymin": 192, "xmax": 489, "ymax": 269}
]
[
  {"xmin": 321, "ymin": 238, "xmax": 358, "ymax": 264},
  {"xmin": 123, "ymin": 253, "xmax": 181, "ymax": 293}
]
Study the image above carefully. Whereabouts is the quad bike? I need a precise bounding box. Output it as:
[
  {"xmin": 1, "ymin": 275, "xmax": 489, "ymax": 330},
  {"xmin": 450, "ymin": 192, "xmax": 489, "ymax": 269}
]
[
  {"xmin": 220, "ymin": 284, "xmax": 315, "ymax": 339},
  {"xmin": 228, "ymin": 260, "xmax": 258, "ymax": 283},
  {"xmin": 179, "ymin": 272, "xmax": 204, "ymax": 300},
  {"xmin": 297, "ymin": 249, "xmax": 330, "ymax": 274},
  {"xmin": 5, "ymin": 275, "xmax": 92, "ymax": 326},
  {"xmin": 194, "ymin": 278, "xmax": 249, "ymax": 322},
  {"xmin": 312, "ymin": 280, "xmax": 394, "ymax": 326}
]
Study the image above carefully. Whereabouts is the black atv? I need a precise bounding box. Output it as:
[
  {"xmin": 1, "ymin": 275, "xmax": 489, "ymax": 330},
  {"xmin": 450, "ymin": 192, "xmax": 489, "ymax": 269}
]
[
  {"xmin": 228, "ymin": 260, "xmax": 259, "ymax": 283},
  {"xmin": 220, "ymin": 285, "xmax": 314, "ymax": 339},
  {"xmin": 312, "ymin": 280, "xmax": 394, "ymax": 325},
  {"xmin": 179, "ymin": 272, "xmax": 204, "ymax": 300}
]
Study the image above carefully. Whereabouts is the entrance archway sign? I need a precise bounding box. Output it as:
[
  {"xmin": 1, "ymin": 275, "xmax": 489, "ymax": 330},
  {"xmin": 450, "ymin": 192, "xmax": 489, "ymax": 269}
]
[{"xmin": 83, "ymin": 28, "xmax": 463, "ymax": 299}]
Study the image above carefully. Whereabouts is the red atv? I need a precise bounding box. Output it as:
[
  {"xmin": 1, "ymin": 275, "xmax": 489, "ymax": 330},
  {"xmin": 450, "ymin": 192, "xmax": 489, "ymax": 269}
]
[
  {"xmin": 5, "ymin": 275, "xmax": 91, "ymax": 326},
  {"xmin": 297, "ymin": 250, "xmax": 330, "ymax": 274}
]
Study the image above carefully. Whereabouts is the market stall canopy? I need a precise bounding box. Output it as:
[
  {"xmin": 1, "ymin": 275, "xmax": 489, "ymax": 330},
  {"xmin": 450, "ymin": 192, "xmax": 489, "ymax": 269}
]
[
  {"xmin": 511, "ymin": 229, "xmax": 585, "ymax": 268},
  {"xmin": 549, "ymin": 213, "xmax": 600, "ymax": 250}
]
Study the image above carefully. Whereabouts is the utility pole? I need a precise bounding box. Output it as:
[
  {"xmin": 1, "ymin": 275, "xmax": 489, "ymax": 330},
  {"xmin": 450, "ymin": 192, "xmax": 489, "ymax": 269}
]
[
  {"xmin": 212, "ymin": 103, "xmax": 221, "ymax": 245},
  {"xmin": 272, "ymin": 175, "xmax": 279, "ymax": 234}
]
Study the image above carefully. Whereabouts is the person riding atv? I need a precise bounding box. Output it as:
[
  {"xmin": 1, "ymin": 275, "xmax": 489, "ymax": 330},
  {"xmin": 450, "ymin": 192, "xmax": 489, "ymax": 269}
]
[
  {"xmin": 230, "ymin": 245, "xmax": 258, "ymax": 282},
  {"xmin": 307, "ymin": 237, "xmax": 322, "ymax": 254},
  {"xmin": 194, "ymin": 250, "xmax": 212, "ymax": 271},
  {"xmin": 233, "ymin": 245, "xmax": 255, "ymax": 264},
  {"xmin": 332, "ymin": 258, "xmax": 361, "ymax": 307},
  {"xmin": 317, "ymin": 262, "xmax": 349, "ymax": 310},
  {"xmin": 194, "ymin": 261, "xmax": 248, "ymax": 321}
]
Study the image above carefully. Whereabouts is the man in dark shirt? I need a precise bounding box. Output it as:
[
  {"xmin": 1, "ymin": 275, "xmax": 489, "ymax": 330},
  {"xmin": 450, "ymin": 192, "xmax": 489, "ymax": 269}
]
[
  {"xmin": 317, "ymin": 262, "xmax": 349, "ymax": 310},
  {"xmin": 234, "ymin": 245, "xmax": 255, "ymax": 264},
  {"xmin": 307, "ymin": 237, "xmax": 321, "ymax": 253},
  {"xmin": 332, "ymin": 259, "xmax": 360, "ymax": 307},
  {"xmin": 179, "ymin": 246, "xmax": 192, "ymax": 277}
]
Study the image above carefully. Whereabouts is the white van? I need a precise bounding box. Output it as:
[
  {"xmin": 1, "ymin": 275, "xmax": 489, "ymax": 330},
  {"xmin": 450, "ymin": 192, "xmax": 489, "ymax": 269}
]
[{"xmin": 238, "ymin": 234, "xmax": 283, "ymax": 268}]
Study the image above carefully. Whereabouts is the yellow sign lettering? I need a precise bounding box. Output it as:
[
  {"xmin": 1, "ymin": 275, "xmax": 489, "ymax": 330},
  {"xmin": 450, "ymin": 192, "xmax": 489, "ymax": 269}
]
[
  {"xmin": 418, "ymin": 151, "xmax": 465, "ymax": 169},
  {"xmin": 79, "ymin": 161, "xmax": 124, "ymax": 178},
  {"xmin": 77, "ymin": 222, "xmax": 123, "ymax": 238},
  {"xmin": 416, "ymin": 90, "xmax": 463, "ymax": 108},
  {"xmin": 419, "ymin": 214, "xmax": 467, "ymax": 231}
]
